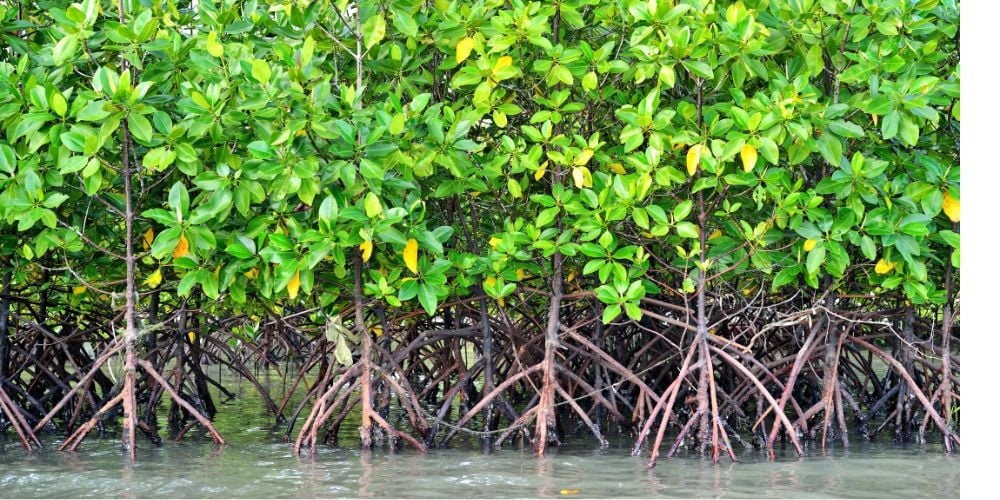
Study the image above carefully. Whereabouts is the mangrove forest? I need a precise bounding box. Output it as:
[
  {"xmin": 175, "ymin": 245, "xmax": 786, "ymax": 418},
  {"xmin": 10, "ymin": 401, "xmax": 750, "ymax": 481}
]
[{"xmin": 0, "ymin": 0, "xmax": 959, "ymax": 468}]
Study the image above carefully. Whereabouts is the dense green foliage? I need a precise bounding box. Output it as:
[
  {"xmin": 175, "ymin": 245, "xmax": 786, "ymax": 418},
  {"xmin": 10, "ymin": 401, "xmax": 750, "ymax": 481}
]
[
  {"xmin": 0, "ymin": 0, "xmax": 959, "ymax": 460},
  {"xmin": 0, "ymin": 0, "xmax": 959, "ymax": 317}
]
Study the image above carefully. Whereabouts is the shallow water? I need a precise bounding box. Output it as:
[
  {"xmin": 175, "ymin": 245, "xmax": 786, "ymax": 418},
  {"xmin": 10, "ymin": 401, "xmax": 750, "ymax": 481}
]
[
  {"xmin": 0, "ymin": 372, "xmax": 959, "ymax": 498},
  {"xmin": 0, "ymin": 439, "xmax": 960, "ymax": 498}
]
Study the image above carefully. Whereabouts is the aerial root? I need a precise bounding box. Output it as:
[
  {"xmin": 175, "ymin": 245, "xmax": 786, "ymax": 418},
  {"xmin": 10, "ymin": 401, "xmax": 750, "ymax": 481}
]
[
  {"xmin": 136, "ymin": 358, "xmax": 225, "ymax": 445},
  {"xmin": 0, "ymin": 385, "xmax": 40, "ymax": 451}
]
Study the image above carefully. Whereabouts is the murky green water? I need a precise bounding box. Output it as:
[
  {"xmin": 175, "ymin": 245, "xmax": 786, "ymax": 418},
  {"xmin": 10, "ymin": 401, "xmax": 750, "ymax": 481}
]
[{"xmin": 0, "ymin": 371, "xmax": 959, "ymax": 498}]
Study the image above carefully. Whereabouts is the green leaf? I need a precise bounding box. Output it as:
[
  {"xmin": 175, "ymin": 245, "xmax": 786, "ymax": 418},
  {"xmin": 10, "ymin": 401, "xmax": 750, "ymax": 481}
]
[
  {"xmin": 507, "ymin": 177, "xmax": 522, "ymax": 198},
  {"xmin": 758, "ymin": 137, "xmax": 779, "ymax": 165},
  {"xmin": 226, "ymin": 243, "xmax": 253, "ymax": 260},
  {"xmin": 673, "ymin": 200, "xmax": 693, "ymax": 221},
  {"xmin": 938, "ymin": 230, "xmax": 960, "ymax": 249},
  {"xmin": 0, "ymin": 144, "xmax": 15, "ymax": 173},
  {"xmin": 881, "ymin": 111, "xmax": 901, "ymax": 140},
  {"xmin": 362, "ymin": 13, "xmax": 387, "ymax": 49},
  {"xmin": 632, "ymin": 207, "xmax": 649, "ymax": 229},
  {"xmin": 620, "ymin": 126, "xmax": 644, "ymax": 153},
  {"xmin": 77, "ymin": 101, "xmax": 111, "ymax": 121},
  {"xmin": 828, "ymin": 120, "xmax": 864, "ymax": 138},
  {"xmin": 318, "ymin": 195, "xmax": 339, "ymax": 230},
  {"xmin": 838, "ymin": 64, "xmax": 870, "ymax": 84},
  {"xmin": 860, "ymin": 235, "xmax": 876, "ymax": 261},
  {"xmin": 537, "ymin": 207, "xmax": 559, "ymax": 228},
  {"xmin": 602, "ymin": 304, "xmax": 622, "ymax": 324},
  {"xmin": 168, "ymin": 181, "xmax": 190, "ymax": 220},
  {"xmin": 773, "ymin": 266, "xmax": 801, "ymax": 290},
  {"xmin": 417, "ymin": 282, "xmax": 438, "ymax": 315},
  {"xmin": 364, "ymin": 192, "xmax": 382, "ymax": 218},
  {"xmin": 53, "ymin": 35, "xmax": 79, "ymax": 65},
  {"xmin": 898, "ymin": 116, "xmax": 919, "ymax": 146},
  {"xmin": 393, "ymin": 10, "xmax": 418, "ymax": 38},
  {"xmin": 682, "ymin": 60, "xmax": 714, "ymax": 79},
  {"xmin": 805, "ymin": 245, "xmax": 826, "ymax": 275},
  {"xmin": 42, "ymin": 192, "xmax": 69, "ymax": 209},
  {"xmin": 301, "ymin": 36, "xmax": 315, "ymax": 66},
  {"xmin": 251, "ymin": 59, "xmax": 271, "ymax": 84},
  {"xmin": 675, "ymin": 222, "xmax": 699, "ymax": 239},
  {"xmin": 817, "ymin": 133, "xmax": 843, "ymax": 166},
  {"xmin": 177, "ymin": 271, "xmax": 200, "ymax": 297},
  {"xmin": 189, "ymin": 189, "xmax": 233, "ymax": 224},
  {"xmin": 127, "ymin": 113, "xmax": 153, "ymax": 143},
  {"xmin": 390, "ymin": 113, "xmax": 405, "ymax": 135},
  {"xmin": 51, "ymin": 92, "xmax": 68, "ymax": 117},
  {"xmin": 624, "ymin": 303, "xmax": 642, "ymax": 321}
]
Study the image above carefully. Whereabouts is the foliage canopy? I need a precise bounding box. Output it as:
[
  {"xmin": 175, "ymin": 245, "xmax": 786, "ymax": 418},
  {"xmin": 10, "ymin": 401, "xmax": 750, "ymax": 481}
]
[{"xmin": 0, "ymin": 0, "xmax": 959, "ymax": 459}]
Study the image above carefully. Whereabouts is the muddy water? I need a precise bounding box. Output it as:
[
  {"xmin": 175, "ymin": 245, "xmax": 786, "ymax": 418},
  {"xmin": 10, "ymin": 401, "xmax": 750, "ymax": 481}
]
[{"xmin": 0, "ymin": 372, "xmax": 959, "ymax": 498}]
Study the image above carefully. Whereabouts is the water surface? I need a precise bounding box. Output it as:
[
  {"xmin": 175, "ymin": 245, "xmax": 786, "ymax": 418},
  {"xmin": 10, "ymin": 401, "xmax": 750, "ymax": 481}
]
[{"xmin": 0, "ymin": 372, "xmax": 959, "ymax": 498}]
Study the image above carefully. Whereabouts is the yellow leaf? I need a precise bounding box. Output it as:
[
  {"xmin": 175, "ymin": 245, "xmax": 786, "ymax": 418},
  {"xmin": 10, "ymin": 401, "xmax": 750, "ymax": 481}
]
[
  {"xmin": 609, "ymin": 163, "xmax": 626, "ymax": 175},
  {"xmin": 145, "ymin": 268, "xmax": 162, "ymax": 288},
  {"xmin": 560, "ymin": 490, "xmax": 581, "ymax": 495},
  {"xmin": 73, "ymin": 285, "xmax": 86, "ymax": 295},
  {"xmin": 372, "ymin": 325, "xmax": 383, "ymax": 337},
  {"xmin": 143, "ymin": 228, "xmax": 155, "ymax": 251},
  {"xmin": 493, "ymin": 56, "xmax": 513, "ymax": 73},
  {"xmin": 390, "ymin": 113, "xmax": 405, "ymax": 135},
  {"xmin": 803, "ymin": 239, "xmax": 817, "ymax": 252},
  {"xmin": 403, "ymin": 238, "xmax": 419, "ymax": 273},
  {"xmin": 489, "ymin": 237, "xmax": 502, "ymax": 249},
  {"xmin": 173, "ymin": 235, "xmax": 189, "ymax": 259},
  {"xmin": 360, "ymin": 241, "xmax": 374, "ymax": 262},
  {"xmin": 188, "ymin": 331, "xmax": 197, "ymax": 343},
  {"xmin": 566, "ymin": 271, "xmax": 575, "ymax": 283},
  {"xmin": 575, "ymin": 148, "xmax": 594, "ymax": 166},
  {"xmin": 740, "ymin": 144, "xmax": 758, "ymax": 173},
  {"xmin": 572, "ymin": 166, "xmax": 593, "ymax": 189},
  {"xmin": 686, "ymin": 144, "xmax": 703, "ymax": 176},
  {"xmin": 516, "ymin": 268, "xmax": 524, "ymax": 281},
  {"xmin": 485, "ymin": 276, "xmax": 497, "ymax": 288},
  {"xmin": 456, "ymin": 37, "xmax": 474, "ymax": 63},
  {"xmin": 244, "ymin": 267, "xmax": 259, "ymax": 279},
  {"xmin": 287, "ymin": 270, "xmax": 301, "ymax": 299},
  {"xmin": 206, "ymin": 31, "xmax": 223, "ymax": 58},
  {"xmin": 534, "ymin": 161, "xmax": 548, "ymax": 181},
  {"xmin": 875, "ymin": 258, "xmax": 894, "ymax": 274},
  {"xmin": 213, "ymin": 265, "xmax": 221, "ymax": 279},
  {"xmin": 708, "ymin": 229, "xmax": 722, "ymax": 240},
  {"xmin": 872, "ymin": 114, "xmax": 879, "ymax": 127},
  {"xmin": 942, "ymin": 191, "xmax": 960, "ymax": 222}
]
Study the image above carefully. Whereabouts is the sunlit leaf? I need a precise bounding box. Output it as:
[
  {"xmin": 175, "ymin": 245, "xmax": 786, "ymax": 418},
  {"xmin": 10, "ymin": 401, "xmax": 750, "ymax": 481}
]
[
  {"xmin": 740, "ymin": 144, "xmax": 757, "ymax": 172},
  {"xmin": 686, "ymin": 144, "xmax": 703, "ymax": 176},
  {"xmin": 456, "ymin": 37, "xmax": 474, "ymax": 63},
  {"xmin": 403, "ymin": 238, "xmax": 419, "ymax": 273}
]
